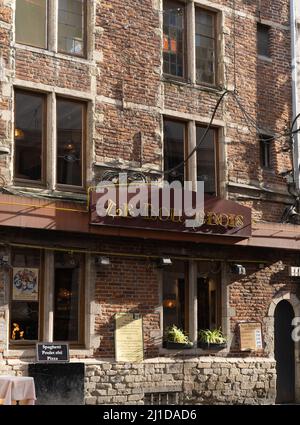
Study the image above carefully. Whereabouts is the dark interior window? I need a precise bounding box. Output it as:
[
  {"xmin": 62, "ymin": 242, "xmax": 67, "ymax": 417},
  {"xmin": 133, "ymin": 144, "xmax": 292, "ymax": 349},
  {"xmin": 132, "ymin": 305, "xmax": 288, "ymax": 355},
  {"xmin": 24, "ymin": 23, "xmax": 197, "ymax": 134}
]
[
  {"xmin": 14, "ymin": 91, "xmax": 45, "ymax": 182},
  {"xmin": 15, "ymin": 0, "xmax": 47, "ymax": 49},
  {"xmin": 10, "ymin": 249, "xmax": 41, "ymax": 343},
  {"xmin": 56, "ymin": 99, "xmax": 84, "ymax": 187},
  {"xmin": 260, "ymin": 134, "xmax": 273, "ymax": 168},
  {"xmin": 53, "ymin": 253, "xmax": 83, "ymax": 343},
  {"xmin": 58, "ymin": 0, "xmax": 85, "ymax": 56},
  {"xmin": 164, "ymin": 119, "xmax": 186, "ymax": 183},
  {"xmin": 195, "ymin": 8, "xmax": 216, "ymax": 85},
  {"xmin": 197, "ymin": 272, "xmax": 220, "ymax": 332},
  {"xmin": 196, "ymin": 126, "xmax": 216, "ymax": 195},
  {"xmin": 257, "ymin": 23, "xmax": 270, "ymax": 57},
  {"xmin": 163, "ymin": 0, "xmax": 185, "ymax": 77},
  {"xmin": 163, "ymin": 261, "xmax": 188, "ymax": 339}
]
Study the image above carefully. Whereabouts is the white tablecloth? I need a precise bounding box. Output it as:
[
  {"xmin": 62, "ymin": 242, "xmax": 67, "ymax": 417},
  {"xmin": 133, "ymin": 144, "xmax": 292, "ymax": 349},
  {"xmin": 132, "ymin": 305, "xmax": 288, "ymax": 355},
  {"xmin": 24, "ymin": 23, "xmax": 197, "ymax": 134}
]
[{"xmin": 0, "ymin": 376, "xmax": 36, "ymax": 405}]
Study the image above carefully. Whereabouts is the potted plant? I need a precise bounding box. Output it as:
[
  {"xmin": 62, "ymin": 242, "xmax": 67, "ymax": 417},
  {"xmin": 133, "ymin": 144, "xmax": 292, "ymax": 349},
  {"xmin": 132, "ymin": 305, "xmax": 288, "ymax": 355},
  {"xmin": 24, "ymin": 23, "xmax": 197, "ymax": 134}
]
[
  {"xmin": 164, "ymin": 325, "xmax": 193, "ymax": 349},
  {"xmin": 198, "ymin": 328, "xmax": 227, "ymax": 350}
]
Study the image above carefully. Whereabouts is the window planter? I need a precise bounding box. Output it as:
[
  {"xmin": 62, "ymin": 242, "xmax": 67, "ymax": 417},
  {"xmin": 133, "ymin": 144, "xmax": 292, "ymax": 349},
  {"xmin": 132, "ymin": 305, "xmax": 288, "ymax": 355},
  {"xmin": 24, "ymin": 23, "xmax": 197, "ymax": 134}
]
[
  {"xmin": 198, "ymin": 341, "xmax": 227, "ymax": 350},
  {"xmin": 165, "ymin": 341, "xmax": 194, "ymax": 350}
]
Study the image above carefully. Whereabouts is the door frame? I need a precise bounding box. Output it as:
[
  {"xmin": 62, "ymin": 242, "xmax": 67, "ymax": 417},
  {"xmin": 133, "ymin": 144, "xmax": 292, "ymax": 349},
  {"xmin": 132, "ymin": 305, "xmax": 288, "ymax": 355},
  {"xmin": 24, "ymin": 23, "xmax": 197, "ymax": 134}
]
[{"xmin": 268, "ymin": 293, "xmax": 300, "ymax": 403}]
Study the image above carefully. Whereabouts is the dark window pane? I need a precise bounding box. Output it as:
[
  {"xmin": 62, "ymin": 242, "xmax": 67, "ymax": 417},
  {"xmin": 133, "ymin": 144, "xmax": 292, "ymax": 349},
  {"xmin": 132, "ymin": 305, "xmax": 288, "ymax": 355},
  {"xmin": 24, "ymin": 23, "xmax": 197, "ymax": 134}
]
[
  {"xmin": 163, "ymin": 0, "xmax": 184, "ymax": 77},
  {"xmin": 260, "ymin": 134, "xmax": 273, "ymax": 168},
  {"xmin": 257, "ymin": 23, "xmax": 270, "ymax": 57},
  {"xmin": 163, "ymin": 262, "xmax": 187, "ymax": 335},
  {"xmin": 53, "ymin": 253, "xmax": 83, "ymax": 342},
  {"xmin": 195, "ymin": 8, "xmax": 216, "ymax": 85},
  {"xmin": 164, "ymin": 119, "xmax": 185, "ymax": 183},
  {"xmin": 14, "ymin": 91, "xmax": 45, "ymax": 182},
  {"xmin": 57, "ymin": 99, "xmax": 84, "ymax": 187},
  {"xmin": 16, "ymin": 0, "xmax": 47, "ymax": 48},
  {"xmin": 196, "ymin": 126, "xmax": 216, "ymax": 195},
  {"xmin": 10, "ymin": 249, "xmax": 41, "ymax": 343},
  {"xmin": 58, "ymin": 0, "xmax": 85, "ymax": 56}
]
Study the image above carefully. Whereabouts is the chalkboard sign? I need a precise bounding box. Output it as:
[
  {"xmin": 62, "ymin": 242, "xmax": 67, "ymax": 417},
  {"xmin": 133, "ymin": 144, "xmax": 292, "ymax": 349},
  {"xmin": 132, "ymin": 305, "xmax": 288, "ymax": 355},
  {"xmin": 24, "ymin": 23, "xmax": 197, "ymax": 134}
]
[{"xmin": 36, "ymin": 343, "xmax": 69, "ymax": 363}]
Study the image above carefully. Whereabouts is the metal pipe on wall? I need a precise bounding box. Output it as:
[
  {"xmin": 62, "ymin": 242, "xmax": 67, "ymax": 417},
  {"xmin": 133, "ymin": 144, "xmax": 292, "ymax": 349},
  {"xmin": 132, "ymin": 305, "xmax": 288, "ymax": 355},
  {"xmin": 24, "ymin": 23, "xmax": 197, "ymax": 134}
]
[{"xmin": 290, "ymin": 0, "xmax": 300, "ymax": 190}]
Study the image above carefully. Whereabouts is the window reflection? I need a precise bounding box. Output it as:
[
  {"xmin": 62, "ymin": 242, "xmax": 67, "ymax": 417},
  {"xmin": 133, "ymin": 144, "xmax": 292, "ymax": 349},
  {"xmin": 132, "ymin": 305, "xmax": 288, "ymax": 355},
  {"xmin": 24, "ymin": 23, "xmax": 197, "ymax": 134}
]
[
  {"xmin": 58, "ymin": 0, "xmax": 85, "ymax": 56},
  {"xmin": 56, "ymin": 99, "xmax": 84, "ymax": 187},
  {"xmin": 14, "ymin": 91, "xmax": 45, "ymax": 182}
]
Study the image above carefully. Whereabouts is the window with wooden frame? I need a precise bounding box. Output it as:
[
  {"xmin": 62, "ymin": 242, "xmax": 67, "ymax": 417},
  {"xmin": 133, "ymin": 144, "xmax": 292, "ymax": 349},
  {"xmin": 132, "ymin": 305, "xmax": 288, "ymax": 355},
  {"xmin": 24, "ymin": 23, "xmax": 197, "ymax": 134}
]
[
  {"xmin": 15, "ymin": 0, "xmax": 87, "ymax": 58},
  {"xmin": 163, "ymin": 118, "xmax": 188, "ymax": 184},
  {"xmin": 14, "ymin": 90, "xmax": 46, "ymax": 185},
  {"xmin": 163, "ymin": 0, "xmax": 185, "ymax": 78},
  {"xmin": 53, "ymin": 252, "xmax": 85, "ymax": 344},
  {"xmin": 10, "ymin": 248, "xmax": 42, "ymax": 345},
  {"xmin": 9, "ymin": 249, "xmax": 85, "ymax": 348},
  {"xmin": 162, "ymin": 261, "xmax": 189, "ymax": 343},
  {"xmin": 58, "ymin": 0, "xmax": 86, "ymax": 57},
  {"xmin": 196, "ymin": 125, "xmax": 218, "ymax": 195},
  {"xmin": 195, "ymin": 8, "xmax": 217, "ymax": 85},
  {"xmin": 15, "ymin": 0, "xmax": 48, "ymax": 49},
  {"xmin": 197, "ymin": 267, "xmax": 221, "ymax": 332},
  {"xmin": 14, "ymin": 90, "xmax": 86, "ymax": 191},
  {"xmin": 56, "ymin": 98, "xmax": 86, "ymax": 189}
]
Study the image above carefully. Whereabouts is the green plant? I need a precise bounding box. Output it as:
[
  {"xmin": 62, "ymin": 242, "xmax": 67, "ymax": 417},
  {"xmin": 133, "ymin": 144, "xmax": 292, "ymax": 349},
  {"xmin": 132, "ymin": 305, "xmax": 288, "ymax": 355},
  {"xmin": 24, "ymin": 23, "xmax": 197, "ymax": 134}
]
[
  {"xmin": 165, "ymin": 325, "xmax": 193, "ymax": 345},
  {"xmin": 198, "ymin": 328, "xmax": 226, "ymax": 344}
]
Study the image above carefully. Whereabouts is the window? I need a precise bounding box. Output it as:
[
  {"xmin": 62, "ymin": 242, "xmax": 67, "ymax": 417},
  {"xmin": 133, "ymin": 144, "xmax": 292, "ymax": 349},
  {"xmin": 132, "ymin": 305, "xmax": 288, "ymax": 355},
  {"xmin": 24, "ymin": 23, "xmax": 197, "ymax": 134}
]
[
  {"xmin": 15, "ymin": 0, "xmax": 47, "ymax": 49},
  {"xmin": 257, "ymin": 23, "xmax": 270, "ymax": 57},
  {"xmin": 14, "ymin": 90, "xmax": 46, "ymax": 184},
  {"xmin": 260, "ymin": 134, "xmax": 273, "ymax": 168},
  {"xmin": 58, "ymin": 0, "xmax": 86, "ymax": 56},
  {"xmin": 163, "ymin": 0, "xmax": 185, "ymax": 78},
  {"xmin": 163, "ymin": 119, "xmax": 187, "ymax": 183},
  {"xmin": 196, "ymin": 126, "xmax": 217, "ymax": 195},
  {"xmin": 197, "ymin": 276, "xmax": 220, "ymax": 331},
  {"xmin": 162, "ymin": 261, "xmax": 188, "ymax": 338},
  {"xmin": 15, "ymin": 0, "xmax": 87, "ymax": 57},
  {"xmin": 162, "ymin": 261, "xmax": 222, "ymax": 349},
  {"xmin": 10, "ymin": 249, "xmax": 85, "ymax": 347},
  {"xmin": 10, "ymin": 249, "xmax": 41, "ymax": 343},
  {"xmin": 14, "ymin": 89, "xmax": 86, "ymax": 189},
  {"xmin": 144, "ymin": 392, "xmax": 180, "ymax": 405},
  {"xmin": 195, "ymin": 8, "xmax": 216, "ymax": 85},
  {"xmin": 56, "ymin": 98, "xmax": 85, "ymax": 187},
  {"xmin": 163, "ymin": 118, "xmax": 218, "ymax": 194},
  {"xmin": 53, "ymin": 252, "xmax": 84, "ymax": 343}
]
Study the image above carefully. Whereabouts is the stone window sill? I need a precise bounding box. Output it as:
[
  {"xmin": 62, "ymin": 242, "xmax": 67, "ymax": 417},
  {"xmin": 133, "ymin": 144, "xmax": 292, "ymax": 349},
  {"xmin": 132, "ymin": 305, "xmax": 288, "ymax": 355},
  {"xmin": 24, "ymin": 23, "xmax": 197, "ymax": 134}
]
[{"xmin": 258, "ymin": 55, "xmax": 272, "ymax": 63}]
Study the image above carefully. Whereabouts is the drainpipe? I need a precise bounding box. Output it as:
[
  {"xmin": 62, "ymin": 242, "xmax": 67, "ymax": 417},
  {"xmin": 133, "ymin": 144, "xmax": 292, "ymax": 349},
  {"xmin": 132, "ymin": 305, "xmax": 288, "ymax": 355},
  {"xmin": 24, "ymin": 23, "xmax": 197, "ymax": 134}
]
[{"xmin": 290, "ymin": 0, "xmax": 300, "ymax": 190}]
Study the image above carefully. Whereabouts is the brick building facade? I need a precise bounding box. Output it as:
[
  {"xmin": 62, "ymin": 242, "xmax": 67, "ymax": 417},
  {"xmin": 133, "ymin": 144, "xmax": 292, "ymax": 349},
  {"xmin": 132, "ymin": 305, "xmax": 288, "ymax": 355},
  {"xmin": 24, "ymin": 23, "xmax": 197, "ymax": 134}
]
[{"xmin": 0, "ymin": 0, "xmax": 299, "ymax": 405}]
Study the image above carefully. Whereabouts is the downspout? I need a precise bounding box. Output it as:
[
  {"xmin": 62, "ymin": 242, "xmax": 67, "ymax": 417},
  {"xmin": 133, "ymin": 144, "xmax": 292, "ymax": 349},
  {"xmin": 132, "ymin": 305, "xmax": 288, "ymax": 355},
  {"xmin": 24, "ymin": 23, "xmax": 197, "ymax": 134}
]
[{"xmin": 290, "ymin": 0, "xmax": 300, "ymax": 190}]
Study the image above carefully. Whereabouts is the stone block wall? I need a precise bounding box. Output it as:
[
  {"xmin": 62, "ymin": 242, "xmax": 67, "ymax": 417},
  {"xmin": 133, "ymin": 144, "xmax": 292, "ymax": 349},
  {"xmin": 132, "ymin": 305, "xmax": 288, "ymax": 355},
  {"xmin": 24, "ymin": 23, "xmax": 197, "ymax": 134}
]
[{"xmin": 84, "ymin": 358, "xmax": 276, "ymax": 405}]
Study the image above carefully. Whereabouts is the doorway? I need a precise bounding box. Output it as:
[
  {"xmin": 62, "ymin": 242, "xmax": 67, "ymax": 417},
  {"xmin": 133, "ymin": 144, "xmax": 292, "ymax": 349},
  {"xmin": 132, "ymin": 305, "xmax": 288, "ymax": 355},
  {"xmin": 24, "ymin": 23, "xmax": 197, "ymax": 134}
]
[{"xmin": 274, "ymin": 300, "xmax": 295, "ymax": 404}]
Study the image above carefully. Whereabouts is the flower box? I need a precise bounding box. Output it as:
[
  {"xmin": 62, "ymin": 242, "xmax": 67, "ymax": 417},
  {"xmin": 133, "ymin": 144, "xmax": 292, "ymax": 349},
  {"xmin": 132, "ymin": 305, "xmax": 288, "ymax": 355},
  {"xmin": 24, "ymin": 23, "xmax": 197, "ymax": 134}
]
[
  {"xmin": 198, "ymin": 341, "xmax": 227, "ymax": 350},
  {"xmin": 165, "ymin": 341, "xmax": 194, "ymax": 350}
]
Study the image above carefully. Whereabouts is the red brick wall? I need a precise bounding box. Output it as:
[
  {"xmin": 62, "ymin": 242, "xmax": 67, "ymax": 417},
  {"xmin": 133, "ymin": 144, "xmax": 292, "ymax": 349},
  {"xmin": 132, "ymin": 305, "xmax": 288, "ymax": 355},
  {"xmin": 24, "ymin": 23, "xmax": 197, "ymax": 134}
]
[{"xmin": 95, "ymin": 257, "xmax": 160, "ymax": 358}]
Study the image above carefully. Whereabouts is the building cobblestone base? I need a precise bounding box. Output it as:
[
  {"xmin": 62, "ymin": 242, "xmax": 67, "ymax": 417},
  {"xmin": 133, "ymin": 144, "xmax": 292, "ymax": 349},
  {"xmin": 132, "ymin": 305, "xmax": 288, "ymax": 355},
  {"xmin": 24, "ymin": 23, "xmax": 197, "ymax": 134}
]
[{"xmin": 84, "ymin": 358, "xmax": 276, "ymax": 405}]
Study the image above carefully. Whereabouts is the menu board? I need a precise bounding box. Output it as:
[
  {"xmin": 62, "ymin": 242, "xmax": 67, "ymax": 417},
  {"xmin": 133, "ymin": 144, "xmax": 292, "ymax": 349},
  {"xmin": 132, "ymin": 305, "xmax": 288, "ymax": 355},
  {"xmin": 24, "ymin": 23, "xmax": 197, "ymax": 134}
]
[
  {"xmin": 115, "ymin": 313, "xmax": 144, "ymax": 362},
  {"xmin": 239, "ymin": 322, "xmax": 263, "ymax": 351}
]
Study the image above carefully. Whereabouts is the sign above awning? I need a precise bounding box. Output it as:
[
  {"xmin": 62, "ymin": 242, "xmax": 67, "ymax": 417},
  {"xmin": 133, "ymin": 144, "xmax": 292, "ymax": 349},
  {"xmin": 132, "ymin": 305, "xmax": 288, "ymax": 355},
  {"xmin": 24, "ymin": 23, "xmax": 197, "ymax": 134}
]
[{"xmin": 90, "ymin": 190, "xmax": 252, "ymax": 238}]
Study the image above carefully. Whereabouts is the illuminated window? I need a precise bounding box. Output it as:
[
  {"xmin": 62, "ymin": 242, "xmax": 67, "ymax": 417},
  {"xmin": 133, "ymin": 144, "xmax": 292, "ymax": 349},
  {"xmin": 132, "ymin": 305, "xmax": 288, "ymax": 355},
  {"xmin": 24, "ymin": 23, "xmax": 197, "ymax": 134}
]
[
  {"xmin": 163, "ymin": 0, "xmax": 185, "ymax": 78},
  {"xmin": 10, "ymin": 249, "xmax": 41, "ymax": 343}
]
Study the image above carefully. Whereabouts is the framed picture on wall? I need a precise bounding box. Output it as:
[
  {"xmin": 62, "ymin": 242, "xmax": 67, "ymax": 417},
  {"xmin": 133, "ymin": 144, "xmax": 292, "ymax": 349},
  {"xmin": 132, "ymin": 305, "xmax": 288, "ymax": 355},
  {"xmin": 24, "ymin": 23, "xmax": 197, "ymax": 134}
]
[{"xmin": 12, "ymin": 267, "xmax": 39, "ymax": 301}]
